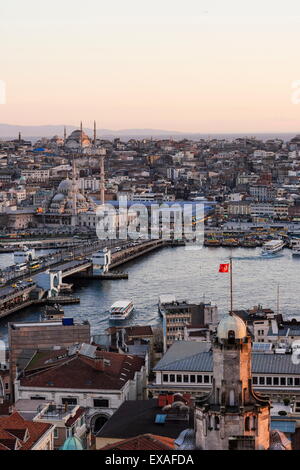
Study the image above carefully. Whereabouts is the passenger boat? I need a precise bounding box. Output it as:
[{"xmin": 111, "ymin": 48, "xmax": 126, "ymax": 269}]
[
  {"xmin": 261, "ymin": 239, "xmax": 285, "ymax": 256},
  {"xmin": 109, "ymin": 300, "xmax": 134, "ymax": 321}
]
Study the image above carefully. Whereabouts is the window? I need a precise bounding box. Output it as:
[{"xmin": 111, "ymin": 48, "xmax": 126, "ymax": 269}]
[
  {"xmin": 280, "ymin": 377, "xmax": 286, "ymax": 386},
  {"xmin": 259, "ymin": 377, "xmax": 265, "ymax": 385},
  {"xmin": 170, "ymin": 374, "xmax": 175, "ymax": 383},
  {"xmin": 176, "ymin": 375, "xmax": 182, "ymax": 383},
  {"xmin": 215, "ymin": 416, "xmax": 220, "ymax": 430},
  {"xmin": 163, "ymin": 374, "xmax": 168, "ymax": 382},
  {"xmin": 273, "ymin": 377, "xmax": 279, "ymax": 385},
  {"xmin": 252, "ymin": 377, "xmax": 258, "ymax": 385},
  {"xmin": 287, "ymin": 377, "xmax": 293, "ymax": 386},
  {"xmin": 183, "ymin": 375, "xmax": 189, "ymax": 383},
  {"xmin": 204, "ymin": 375, "xmax": 210, "ymax": 384},
  {"xmin": 197, "ymin": 375, "xmax": 203, "ymax": 384},
  {"xmin": 93, "ymin": 399, "xmax": 109, "ymax": 408},
  {"xmin": 62, "ymin": 397, "xmax": 78, "ymax": 406},
  {"xmin": 266, "ymin": 377, "xmax": 272, "ymax": 385},
  {"xmin": 30, "ymin": 395, "xmax": 46, "ymax": 400},
  {"xmin": 54, "ymin": 428, "xmax": 59, "ymax": 439},
  {"xmin": 190, "ymin": 375, "xmax": 196, "ymax": 383},
  {"xmin": 245, "ymin": 417, "xmax": 250, "ymax": 431},
  {"xmin": 295, "ymin": 378, "xmax": 300, "ymax": 386}
]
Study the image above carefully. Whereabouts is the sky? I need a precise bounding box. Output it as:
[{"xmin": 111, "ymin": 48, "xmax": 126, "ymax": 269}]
[{"xmin": 1, "ymin": 0, "xmax": 300, "ymax": 133}]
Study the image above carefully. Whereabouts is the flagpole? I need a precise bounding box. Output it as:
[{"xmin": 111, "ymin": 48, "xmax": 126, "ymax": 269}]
[{"xmin": 230, "ymin": 256, "xmax": 233, "ymax": 315}]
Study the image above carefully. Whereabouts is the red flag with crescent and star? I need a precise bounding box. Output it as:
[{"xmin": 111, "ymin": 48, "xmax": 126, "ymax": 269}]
[{"xmin": 219, "ymin": 263, "xmax": 230, "ymax": 273}]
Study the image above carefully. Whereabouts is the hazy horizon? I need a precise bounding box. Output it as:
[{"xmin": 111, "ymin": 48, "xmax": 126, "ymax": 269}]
[{"xmin": 1, "ymin": 0, "xmax": 300, "ymax": 132}]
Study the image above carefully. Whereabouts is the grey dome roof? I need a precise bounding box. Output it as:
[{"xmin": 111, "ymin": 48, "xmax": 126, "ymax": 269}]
[
  {"xmin": 52, "ymin": 193, "xmax": 66, "ymax": 202},
  {"xmin": 57, "ymin": 178, "xmax": 74, "ymax": 194},
  {"xmin": 217, "ymin": 314, "xmax": 247, "ymax": 340}
]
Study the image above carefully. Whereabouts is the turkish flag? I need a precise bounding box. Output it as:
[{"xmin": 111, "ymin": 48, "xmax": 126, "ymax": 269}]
[{"xmin": 219, "ymin": 263, "xmax": 230, "ymax": 273}]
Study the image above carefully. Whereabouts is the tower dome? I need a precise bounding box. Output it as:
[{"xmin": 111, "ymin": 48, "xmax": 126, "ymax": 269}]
[
  {"xmin": 61, "ymin": 436, "xmax": 83, "ymax": 450},
  {"xmin": 217, "ymin": 314, "xmax": 247, "ymax": 340}
]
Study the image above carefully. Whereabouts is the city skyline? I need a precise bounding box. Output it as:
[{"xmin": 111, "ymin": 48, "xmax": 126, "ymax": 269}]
[{"xmin": 1, "ymin": 0, "xmax": 300, "ymax": 133}]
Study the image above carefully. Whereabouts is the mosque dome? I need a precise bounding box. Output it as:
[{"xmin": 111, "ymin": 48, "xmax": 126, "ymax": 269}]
[
  {"xmin": 57, "ymin": 178, "xmax": 74, "ymax": 194},
  {"xmin": 66, "ymin": 129, "xmax": 91, "ymax": 148},
  {"xmin": 61, "ymin": 436, "xmax": 83, "ymax": 451},
  {"xmin": 217, "ymin": 314, "xmax": 247, "ymax": 340},
  {"xmin": 52, "ymin": 193, "xmax": 65, "ymax": 202}
]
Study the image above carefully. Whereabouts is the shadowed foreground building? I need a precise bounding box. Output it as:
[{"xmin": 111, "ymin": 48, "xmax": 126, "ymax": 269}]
[{"xmin": 195, "ymin": 314, "xmax": 271, "ymax": 450}]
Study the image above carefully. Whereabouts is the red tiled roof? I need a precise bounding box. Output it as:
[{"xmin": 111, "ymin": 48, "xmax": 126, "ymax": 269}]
[
  {"xmin": 0, "ymin": 411, "xmax": 53, "ymax": 450},
  {"xmin": 21, "ymin": 352, "xmax": 144, "ymax": 391},
  {"xmin": 65, "ymin": 407, "xmax": 85, "ymax": 428},
  {"xmin": 125, "ymin": 326, "xmax": 153, "ymax": 337},
  {"xmin": 101, "ymin": 434, "xmax": 175, "ymax": 450}
]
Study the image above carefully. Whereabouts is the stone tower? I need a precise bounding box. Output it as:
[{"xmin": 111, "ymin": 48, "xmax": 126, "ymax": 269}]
[{"xmin": 195, "ymin": 314, "xmax": 270, "ymax": 450}]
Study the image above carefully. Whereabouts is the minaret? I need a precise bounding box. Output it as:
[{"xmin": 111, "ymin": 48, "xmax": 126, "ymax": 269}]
[
  {"xmin": 18, "ymin": 132, "xmax": 21, "ymax": 142},
  {"xmin": 195, "ymin": 315, "xmax": 270, "ymax": 450},
  {"xmin": 71, "ymin": 156, "xmax": 77, "ymax": 226},
  {"xmin": 80, "ymin": 121, "xmax": 83, "ymax": 149},
  {"xmin": 64, "ymin": 126, "xmax": 67, "ymax": 143},
  {"xmin": 100, "ymin": 153, "xmax": 105, "ymax": 206},
  {"xmin": 94, "ymin": 120, "xmax": 97, "ymax": 146}
]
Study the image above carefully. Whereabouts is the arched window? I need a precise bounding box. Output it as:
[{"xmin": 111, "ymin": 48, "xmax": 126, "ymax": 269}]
[
  {"xmin": 228, "ymin": 330, "xmax": 235, "ymax": 344},
  {"xmin": 245, "ymin": 416, "xmax": 250, "ymax": 431},
  {"xmin": 229, "ymin": 390, "xmax": 235, "ymax": 406},
  {"xmin": 252, "ymin": 416, "xmax": 256, "ymax": 430}
]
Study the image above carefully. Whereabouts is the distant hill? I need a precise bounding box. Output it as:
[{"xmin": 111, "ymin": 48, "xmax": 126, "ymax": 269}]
[{"xmin": 0, "ymin": 123, "xmax": 298, "ymax": 142}]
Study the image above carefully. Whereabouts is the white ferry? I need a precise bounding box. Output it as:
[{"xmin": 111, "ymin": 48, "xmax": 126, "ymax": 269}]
[
  {"xmin": 261, "ymin": 239, "xmax": 285, "ymax": 256},
  {"xmin": 109, "ymin": 300, "xmax": 134, "ymax": 321}
]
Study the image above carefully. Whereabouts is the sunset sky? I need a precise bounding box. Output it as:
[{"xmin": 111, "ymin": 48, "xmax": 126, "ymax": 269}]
[{"xmin": 1, "ymin": 0, "xmax": 300, "ymax": 133}]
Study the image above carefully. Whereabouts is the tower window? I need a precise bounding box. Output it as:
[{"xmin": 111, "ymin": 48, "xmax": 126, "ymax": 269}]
[
  {"xmin": 215, "ymin": 416, "xmax": 220, "ymax": 430},
  {"xmin": 245, "ymin": 417, "xmax": 250, "ymax": 431},
  {"xmin": 228, "ymin": 330, "xmax": 235, "ymax": 342},
  {"xmin": 229, "ymin": 390, "xmax": 235, "ymax": 406}
]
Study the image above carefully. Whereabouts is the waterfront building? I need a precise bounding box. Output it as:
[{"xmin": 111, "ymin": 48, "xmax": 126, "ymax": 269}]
[{"xmin": 160, "ymin": 299, "xmax": 218, "ymax": 352}]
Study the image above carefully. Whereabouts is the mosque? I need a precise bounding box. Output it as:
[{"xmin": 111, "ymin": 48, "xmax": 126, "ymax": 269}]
[{"xmin": 45, "ymin": 159, "xmax": 96, "ymax": 225}]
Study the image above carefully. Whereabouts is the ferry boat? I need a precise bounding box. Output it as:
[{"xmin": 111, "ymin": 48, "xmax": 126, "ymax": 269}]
[
  {"xmin": 109, "ymin": 300, "xmax": 134, "ymax": 321},
  {"xmin": 261, "ymin": 239, "xmax": 285, "ymax": 256}
]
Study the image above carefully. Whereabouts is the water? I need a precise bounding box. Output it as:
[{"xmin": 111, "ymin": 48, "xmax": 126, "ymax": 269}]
[{"xmin": 0, "ymin": 246, "xmax": 299, "ymax": 342}]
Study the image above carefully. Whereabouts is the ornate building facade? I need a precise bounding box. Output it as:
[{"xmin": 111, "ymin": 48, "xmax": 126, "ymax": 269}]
[{"xmin": 195, "ymin": 314, "xmax": 271, "ymax": 450}]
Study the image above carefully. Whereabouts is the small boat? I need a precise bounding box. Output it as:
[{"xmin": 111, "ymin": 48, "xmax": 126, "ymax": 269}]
[
  {"xmin": 109, "ymin": 300, "xmax": 134, "ymax": 321},
  {"xmin": 41, "ymin": 303, "xmax": 64, "ymax": 321},
  {"xmin": 261, "ymin": 239, "xmax": 285, "ymax": 256},
  {"xmin": 292, "ymin": 248, "xmax": 300, "ymax": 257}
]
